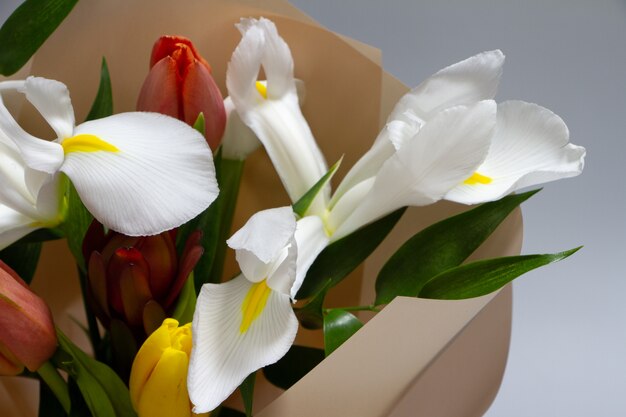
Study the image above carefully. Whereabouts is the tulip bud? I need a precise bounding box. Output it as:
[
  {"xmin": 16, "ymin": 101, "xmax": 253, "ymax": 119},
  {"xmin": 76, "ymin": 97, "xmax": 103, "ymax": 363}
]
[
  {"xmin": 84, "ymin": 221, "xmax": 203, "ymax": 337},
  {"xmin": 137, "ymin": 35, "xmax": 226, "ymax": 150},
  {"xmin": 0, "ymin": 261, "xmax": 56, "ymax": 375},
  {"xmin": 129, "ymin": 318, "xmax": 208, "ymax": 417}
]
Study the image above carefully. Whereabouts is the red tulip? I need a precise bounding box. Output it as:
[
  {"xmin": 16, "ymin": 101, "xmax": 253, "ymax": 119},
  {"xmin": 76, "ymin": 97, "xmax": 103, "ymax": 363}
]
[
  {"xmin": 137, "ymin": 35, "xmax": 226, "ymax": 150},
  {"xmin": 0, "ymin": 261, "xmax": 57, "ymax": 375},
  {"xmin": 83, "ymin": 221, "xmax": 203, "ymax": 337}
]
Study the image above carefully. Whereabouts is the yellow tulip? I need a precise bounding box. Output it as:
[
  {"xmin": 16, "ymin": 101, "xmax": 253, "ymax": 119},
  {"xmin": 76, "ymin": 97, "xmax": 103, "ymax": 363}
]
[{"xmin": 129, "ymin": 318, "xmax": 208, "ymax": 417}]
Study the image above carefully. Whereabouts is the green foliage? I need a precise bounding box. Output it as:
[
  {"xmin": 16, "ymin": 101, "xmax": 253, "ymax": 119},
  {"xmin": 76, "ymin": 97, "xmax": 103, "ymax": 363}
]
[
  {"xmin": 62, "ymin": 58, "xmax": 112, "ymax": 272},
  {"xmin": 240, "ymin": 372, "xmax": 256, "ymax": 417},
  {"xmin": 375, "ymin": 190, "xmax": 539, "ymax": 305},
  {"xmin": 292, "ymin": 158, "xmax": 342, "ymax": 218},
  {"xmin": 419, "ymin": 248, "xmax": 581, "ymax": 299},
  {"xmin": 56, "ymin": 330, "xmax": 137, "ymax": 417},
  {"xmin": 263, "ymin": 345, "xmax": 325, "ymax": 390},
  {"xmin": 296, "ymin": 207, "xmax": 406, "ymax": 299},
  {"xmin": 86, "ymin": 58, "xmax": 113, "ymax": 121},
  {"xmin": 0, "ymin": 241, "xmax": 42, "ymax": 284},
  {"xmin": 323, "ymin": 309, "xmax": 363, "ymax": 356},
  {"xmin": 0, "ymin": 0, "xmax": 79, "ymax": 75},
  {"xmin": 172, "ymin": 272, "xmax": 197, "ymax": 324},
  {"xmin": 177, "ymin": 149, "xmax": 245, "ymax": 290}
]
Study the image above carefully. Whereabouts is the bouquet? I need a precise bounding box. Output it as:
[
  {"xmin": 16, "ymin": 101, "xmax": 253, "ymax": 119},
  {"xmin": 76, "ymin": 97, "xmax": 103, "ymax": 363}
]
[{"xmin": 0, "ymin": 1, "xmax": 585, "ymax": 416}]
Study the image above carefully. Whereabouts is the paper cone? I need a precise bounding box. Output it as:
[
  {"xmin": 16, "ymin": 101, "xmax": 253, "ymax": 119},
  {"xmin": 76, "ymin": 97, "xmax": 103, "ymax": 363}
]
[{"xmin": 0, "ymin": 1, "xmax": 520, "ymax": 416}]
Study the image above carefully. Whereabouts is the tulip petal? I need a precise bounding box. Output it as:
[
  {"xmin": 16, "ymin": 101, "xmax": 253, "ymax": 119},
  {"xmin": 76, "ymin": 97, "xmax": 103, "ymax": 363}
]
[
  {"xmin": 0, "ymin": 265, "xmax": 57, "ymax": 372},
  {"xmin": 136, "ymin": 233, "xmax": 177, "ymax": 301},
  {"xmin": 445, "ymin": 101, "xmax": 585, "ymax": 204},
  {"xmin": 136, "ymin": 57, "xmax": 180, "ymax": 119},
  {"xmin": 129, "ymin": 321, "xmax": 174, "ymax": 407},
  {"xmin": 182, "ymin": 61, "xmax": 226, "ymax": 150},
  {"xmin": 60, "ymin": 112, "xmax": 218, "ymax": 236},
  {"xmin": 136, "ymin": 348, "xmax": 192, "ymax": 417},
  {"xmin": 386, "ymin": 50, "xmax": 504, "ymax": 125},
  {"xmin": 188, "ymin": 275, "xmax": 298, "ymax": 413},
  {"xmin": 332, "ymin": 101, "xmax": 496, "ymax": 240}
]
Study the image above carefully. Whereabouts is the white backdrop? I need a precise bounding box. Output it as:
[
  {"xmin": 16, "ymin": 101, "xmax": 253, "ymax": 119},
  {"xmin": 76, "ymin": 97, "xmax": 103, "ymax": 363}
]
[{"xmin": 2, "ymin": 1, "xmax": 624, "ymax": 415}]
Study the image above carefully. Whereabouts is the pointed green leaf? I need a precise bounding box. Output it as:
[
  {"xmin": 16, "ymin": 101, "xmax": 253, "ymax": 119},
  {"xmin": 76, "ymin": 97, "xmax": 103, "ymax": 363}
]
[
  {"xmin": 263, "ymin": 345, "xmax": 325, "ymax": 390},
  {"xmin": 61, "ymin": 180, "xmax": 93, "ymax": 273},
  {"xmin": 240, "ymin": 372, "xmax": 256, "ymax": 417},
  {"xmin": 292, "ymin": 157, "xmax": 342, "ymax": 218},
  {"xmin": 177, "ymin": 150, "xmax": 245, "ymax": 290},
  {"xmin": 0, "ymin": 0, "xmax": 79, "ymax": 75},
  {"xmin": 56, "ymin": 330, "xmax": 137, "ymax": 417},
  {"xmin": 0, "ymin": 241, "xmax": 42, "ymax": 284},
  {"xmin": 39, "ymin": 379, "xmax": 68, "ymax": 417},
  {"xmin": 193, "ymin": 112, "xmax": 206, "ymax": 134},
  {"xmin": 85, "ymin": 58, "xmax": 113, "ymax": 121},
  {"xmin": 375, "ymin": 190, "xmax": 540, "ymax": 305},
  {"xmin": 296, "ymin": 207, "xmax": 405, "ymax": 300},
  {"xmin": 419, "ymin": 247, "xmax": 581, "ymax": 299},
  {"xmin": 172, "ymin": 272, "xmax": 197, "ymax": 324},
  {"xmin": 323, "ymin": 309, "xmax": 363, "ymax": 356},
  {"xmin": 62, "ymin": 61, "xmax": 112, "ymax": 272}
]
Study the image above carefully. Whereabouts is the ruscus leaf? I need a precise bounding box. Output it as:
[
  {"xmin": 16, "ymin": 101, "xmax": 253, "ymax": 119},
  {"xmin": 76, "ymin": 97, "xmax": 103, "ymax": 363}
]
[
  {"xmin": 0, "ymin": 0, "xmax": 79, "ymax": 75},
  {"xmin": 323, "ymin": 309, "xmax": 363, "ymax": 356},
  {"xmin": 419, "ymin": 247, "xmax": 581, "ymax": 299},
  {"xmin": 375, "ymin": 189, "xmax": 539, "ymax": 305}
]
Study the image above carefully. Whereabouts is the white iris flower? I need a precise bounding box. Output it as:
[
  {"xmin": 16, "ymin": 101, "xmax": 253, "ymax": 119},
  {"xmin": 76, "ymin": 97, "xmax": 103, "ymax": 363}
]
[
  {"xmin": 226, "ymin": 18, "xmax": 330, "ymax": 213},
  {"xmin": 188, "ymin": 206, "xmax": 301, "ymax": 413},
  {"xmin": 0, "ymin": 76, "xmax": 218, "ymax": 245}
]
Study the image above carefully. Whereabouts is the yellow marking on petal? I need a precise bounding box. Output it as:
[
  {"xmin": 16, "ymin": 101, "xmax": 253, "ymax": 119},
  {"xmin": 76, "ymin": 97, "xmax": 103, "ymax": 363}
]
[
  {"xmin": 240, "ymin": 280, "xmax": 271, "ymax": 334},
  {"xmin": 255, "ymin": 81, "xmax": 268, "ymax": 99},
  {"xmin": 62, "ymin": 134, "xmax": 119, "ymax": 155},
  {"xmin": 463, "ymin": 172, "xmax": 492, "ymax": 185}
]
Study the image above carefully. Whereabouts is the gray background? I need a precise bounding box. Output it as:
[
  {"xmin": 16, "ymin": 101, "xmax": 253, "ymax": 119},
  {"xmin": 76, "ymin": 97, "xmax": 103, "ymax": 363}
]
[{"xmin": 2, "ymin": 0, "xmax": 624, "ymax": 415}]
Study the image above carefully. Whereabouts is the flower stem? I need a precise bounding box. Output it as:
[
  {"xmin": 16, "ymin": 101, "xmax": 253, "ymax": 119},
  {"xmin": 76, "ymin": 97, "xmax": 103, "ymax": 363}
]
[
  {"xmin": 37, "ymin": 361, "xmax": 70, "ymax": 414},
  {"xmin": 324, "ymin": 304, "xmax": 381, "ymax": 313}
]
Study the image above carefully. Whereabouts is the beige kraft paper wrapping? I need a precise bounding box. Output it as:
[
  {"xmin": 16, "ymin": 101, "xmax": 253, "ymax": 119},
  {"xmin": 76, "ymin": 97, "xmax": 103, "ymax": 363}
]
[{"xmin": 0, "ymin": 1, "xmax": 521, "ymax": 416}]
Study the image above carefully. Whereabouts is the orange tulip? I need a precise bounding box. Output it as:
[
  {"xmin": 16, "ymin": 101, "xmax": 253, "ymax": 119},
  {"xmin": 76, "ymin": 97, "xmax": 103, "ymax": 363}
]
[
  {"xmin": 0, "ymin": 261, "xmax": 57, "ymax": 375},
  {"xmin": 137, "ymin": 35, "xmax": 226, "ymax": 150}
]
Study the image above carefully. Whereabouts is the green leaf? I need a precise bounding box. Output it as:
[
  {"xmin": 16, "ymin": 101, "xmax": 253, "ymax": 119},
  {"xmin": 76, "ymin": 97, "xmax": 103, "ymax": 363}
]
[
  {"xmin": 0, "ymin": 241, "xmax": 42, "ymax": 284},
  {"xmin": 323, "ymin": 309, "xmax": 363, "ymax": 356},
  {"xmin": 240, "ymin": 372, "xmax": 256, "ymax": 417},
  {"xmin": 263, "ymin": 345, "xmax": 325, "ymax": 390},
  {"xmin": 419, "ymin": 247, "xmax": 581, "ymax": 299},
  {"xmin": 193, "ymin": 112, "xmax": 206, "ymax": 134},
  {"xmin": 294, "ymin": 280, "xmax": 331, "ymax": 330},
  {"xmin": 217, "ymin": 407, "xmax": 247, "ymax": 417},
  {"xmin": 85, "ymin": 58, "xmax": 113, "ymax": 121},
  {"xmin": 296, "ymin": 207, "xmax": 406, "ymax": 300},
  {"xmin": 0, "ymin": 0, "xmax": 79, "ymax": 75},
  {"xmin": 177, "ymin": 150, "xmax": 245, "ymax": 290},
  {"xmin": 60, "ymin": 61, "xmax": 113, "ymax": 272},
  {"xmin": 375, "ymin": 190, "xmax": 539, "ymax": 305},
  {"xmin": 56, "ymin": 330, "xmax": 137, "ymax": 417},
  {"xmin": 172, "ymin": 272, "xmax": 197, "ymax": 324},
  {"xmin": 61, "ymin": 179, "xmax": 93, "ymax": 273},
  {"xmin": 39, "ymin": 376, "xmax": 68, "ymax": 417},
  {"xmin": 292, "ymin": 157, "xmax": 342, "ymax": 218}
]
